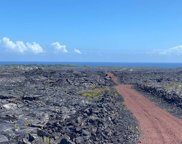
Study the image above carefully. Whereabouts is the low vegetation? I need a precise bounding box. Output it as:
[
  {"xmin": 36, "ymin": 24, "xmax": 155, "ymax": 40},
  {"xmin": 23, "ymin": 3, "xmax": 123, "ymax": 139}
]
[{"xmin": 80, "ymin": 87, "xmax": 110, "ymax": 97}]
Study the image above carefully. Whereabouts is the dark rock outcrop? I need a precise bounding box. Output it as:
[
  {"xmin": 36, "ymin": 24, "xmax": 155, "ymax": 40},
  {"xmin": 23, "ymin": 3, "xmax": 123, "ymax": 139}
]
[{"xmin": 0, "ymin": 66, "xmax": 139, "ymax": 144}]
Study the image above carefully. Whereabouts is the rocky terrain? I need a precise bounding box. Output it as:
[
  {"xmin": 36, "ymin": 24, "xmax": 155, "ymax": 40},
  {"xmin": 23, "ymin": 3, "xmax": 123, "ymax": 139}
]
[
  {"xmin": 113, "ymin": 69, "xmax": 182, "ymax": 118},
  {"xmin": 0, "ymin": 65, "xmax": 139, "ymax": 144},
  {"xmin": 109, "ymin": 72, "xmax": 182, "ymax": 144}
]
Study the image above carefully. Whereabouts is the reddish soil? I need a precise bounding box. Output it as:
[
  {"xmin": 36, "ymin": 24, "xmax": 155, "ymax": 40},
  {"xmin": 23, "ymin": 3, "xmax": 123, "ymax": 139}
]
[{"xmin": 108, "ymin": 73, "xmax": 182, "ymax": 144}]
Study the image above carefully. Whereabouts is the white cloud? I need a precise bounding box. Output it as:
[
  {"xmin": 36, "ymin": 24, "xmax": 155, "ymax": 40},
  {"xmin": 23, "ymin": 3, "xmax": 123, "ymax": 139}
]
[
  {"xmin": 74, "ymin": 48, "xmax": 82, "ymax": 54},
  {"xmin": 26, "ymin": 42, "xmax": 44, "ymax": 54},
  {"xmin": 154, "ymin": 45, "xmax": 182, "ymax": 56},
  {"xmin": 1, "ymin": 37, "xmax": 44, "ymax": 54},
  {"xmin": 51, "ymin": 42, "xmax": 68, "ymax": 53}
]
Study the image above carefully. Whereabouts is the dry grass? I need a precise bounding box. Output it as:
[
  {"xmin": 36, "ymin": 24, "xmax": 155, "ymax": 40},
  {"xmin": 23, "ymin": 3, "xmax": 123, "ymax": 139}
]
[{"xmin": 80, "ymin": 87, "xmax": 110, "ymax": 97}]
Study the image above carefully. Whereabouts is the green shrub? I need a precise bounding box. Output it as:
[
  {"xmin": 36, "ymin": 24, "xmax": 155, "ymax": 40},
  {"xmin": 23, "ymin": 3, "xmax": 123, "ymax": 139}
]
[{"xmin": 80, "ymin": 88, "xmax": 109, "ymax": 97}]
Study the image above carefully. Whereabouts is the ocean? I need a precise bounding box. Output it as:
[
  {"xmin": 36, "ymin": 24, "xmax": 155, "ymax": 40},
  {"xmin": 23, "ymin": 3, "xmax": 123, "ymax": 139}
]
[
  {"xmin": 63, "ymin": 62, "xmax": 182, "ymax": 68},
  {"xmin": 0, "ymin": 62, "xmax": 182, "ymax": 69}
]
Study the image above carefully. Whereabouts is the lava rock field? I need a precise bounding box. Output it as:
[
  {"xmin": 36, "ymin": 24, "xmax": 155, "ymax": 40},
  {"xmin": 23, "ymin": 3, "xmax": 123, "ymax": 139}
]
[{"xmin": 0, "ymin": 66, "xmax": 139, "ymax": 144}]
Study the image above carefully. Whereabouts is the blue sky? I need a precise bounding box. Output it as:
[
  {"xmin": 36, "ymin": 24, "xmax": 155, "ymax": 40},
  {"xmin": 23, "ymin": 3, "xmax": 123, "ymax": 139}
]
[{"xmin": 0, "ymin": 0, "xmax": 182, "ymax": 62}]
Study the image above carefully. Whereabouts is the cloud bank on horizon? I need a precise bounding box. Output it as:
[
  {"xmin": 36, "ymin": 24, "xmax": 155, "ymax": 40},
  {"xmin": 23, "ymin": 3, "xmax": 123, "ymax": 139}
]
[
  {"xmin": 1, "ymin": 37, "xmax": 44, "ymax": 54},
  {"xmin": 0, "ymin": 37, "xmax": 82, "ymax": 55},
  {"xmin": 0, "ymin": 36, "xmax": 182, "ymax": 62},
  {"xmin": 154, "ymin": 45, "xmax": 182, "ymax": 56}
]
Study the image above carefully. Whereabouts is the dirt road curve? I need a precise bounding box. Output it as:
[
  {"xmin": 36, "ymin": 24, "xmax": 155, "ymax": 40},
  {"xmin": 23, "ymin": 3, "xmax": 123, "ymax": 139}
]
[{"xmin": 108, "ymin": 73, "xmax": 182, "ymax": 144}]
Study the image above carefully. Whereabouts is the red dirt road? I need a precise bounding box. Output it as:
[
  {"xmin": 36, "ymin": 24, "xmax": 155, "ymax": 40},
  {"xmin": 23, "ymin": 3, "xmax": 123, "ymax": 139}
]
[{"xmin": 108, "ymin": 73, "xmax": 182, "ymax": 144}]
